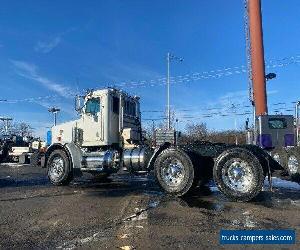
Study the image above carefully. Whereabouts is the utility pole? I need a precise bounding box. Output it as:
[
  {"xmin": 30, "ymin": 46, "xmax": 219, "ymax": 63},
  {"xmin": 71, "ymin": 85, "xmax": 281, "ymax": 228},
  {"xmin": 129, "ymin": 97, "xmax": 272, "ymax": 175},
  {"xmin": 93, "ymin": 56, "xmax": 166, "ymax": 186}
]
[
  {"xmin": 48, "ymin": 107, "xmax": 60, "ymax": 126},
  {"xmin": 166, "ymin": 52, "xmax": 183, "ymax": 130}
]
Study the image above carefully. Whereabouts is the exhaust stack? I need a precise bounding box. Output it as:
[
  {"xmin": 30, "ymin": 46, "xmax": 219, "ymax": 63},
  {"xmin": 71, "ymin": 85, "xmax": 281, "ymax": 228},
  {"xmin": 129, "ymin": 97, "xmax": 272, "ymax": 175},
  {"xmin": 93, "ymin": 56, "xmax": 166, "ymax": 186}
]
[{"xmin": 248, "ymin": 0, "xmax": 268, "ymax": 116}]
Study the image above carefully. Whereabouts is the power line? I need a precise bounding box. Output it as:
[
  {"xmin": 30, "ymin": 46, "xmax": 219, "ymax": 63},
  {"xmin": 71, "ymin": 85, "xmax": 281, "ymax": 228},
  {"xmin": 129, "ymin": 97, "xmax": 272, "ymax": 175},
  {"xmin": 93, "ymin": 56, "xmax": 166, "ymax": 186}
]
[{"xmin": 1, "ymin": 54, "xmax": 300, "ymax": 105}]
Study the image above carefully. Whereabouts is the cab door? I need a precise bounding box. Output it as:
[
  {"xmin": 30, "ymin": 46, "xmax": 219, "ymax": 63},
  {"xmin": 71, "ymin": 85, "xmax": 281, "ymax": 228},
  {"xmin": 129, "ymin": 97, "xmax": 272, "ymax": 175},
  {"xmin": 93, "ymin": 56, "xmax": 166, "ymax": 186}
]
[{"xmin": 81, "ymin": 97, "xmax": 104, "ymax": 146}]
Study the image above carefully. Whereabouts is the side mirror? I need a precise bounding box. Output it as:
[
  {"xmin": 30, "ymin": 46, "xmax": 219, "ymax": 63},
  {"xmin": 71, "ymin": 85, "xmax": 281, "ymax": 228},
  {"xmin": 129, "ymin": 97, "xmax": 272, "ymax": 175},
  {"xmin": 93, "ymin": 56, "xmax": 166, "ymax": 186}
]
[{"xmin": 245, "ymin": 119, "xmax": 249, "ymax": 131}]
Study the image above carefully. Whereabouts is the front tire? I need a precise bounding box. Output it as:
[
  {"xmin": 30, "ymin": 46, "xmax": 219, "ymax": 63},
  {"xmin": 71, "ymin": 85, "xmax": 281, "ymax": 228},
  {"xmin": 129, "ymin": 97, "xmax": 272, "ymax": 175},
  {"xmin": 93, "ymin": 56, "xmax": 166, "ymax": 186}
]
[
  {"xmin": 213, "ymin": 148, "xmax": 264, "ymax": 202},
  {"xmin": 154, "ymin": 148, "xmax": 194, "ymax": 196},
  {"xmin": 47, "ymin": 149, "xmax": 73, "ymax": 185}
]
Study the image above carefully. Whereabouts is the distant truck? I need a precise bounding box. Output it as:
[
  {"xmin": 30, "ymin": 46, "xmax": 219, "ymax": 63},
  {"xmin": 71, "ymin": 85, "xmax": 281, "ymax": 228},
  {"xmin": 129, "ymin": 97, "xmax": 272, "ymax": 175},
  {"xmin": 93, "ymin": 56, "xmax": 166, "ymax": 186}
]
[
  {"xmin": 43, "ymin": 88, "xmax": 284, "ymax": 202},
  {"xmin": 0, "ymin": 134, "xmax": 46, "ymax": 164},
  {"xmin": 247, "ymin": 113, "xmax": 300, "ymax": 183}
]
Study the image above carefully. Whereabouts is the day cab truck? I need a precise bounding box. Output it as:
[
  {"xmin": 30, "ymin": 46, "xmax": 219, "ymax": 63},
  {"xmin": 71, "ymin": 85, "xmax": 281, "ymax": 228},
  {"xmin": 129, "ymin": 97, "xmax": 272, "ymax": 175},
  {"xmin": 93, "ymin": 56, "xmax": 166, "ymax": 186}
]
[
  {"xmin": 44, "ymin": 88, "xmax": 284, "ymax": 202},
  {"xmin": 44, "ymin": 0, "xmax": 300, "ymax": 202}
]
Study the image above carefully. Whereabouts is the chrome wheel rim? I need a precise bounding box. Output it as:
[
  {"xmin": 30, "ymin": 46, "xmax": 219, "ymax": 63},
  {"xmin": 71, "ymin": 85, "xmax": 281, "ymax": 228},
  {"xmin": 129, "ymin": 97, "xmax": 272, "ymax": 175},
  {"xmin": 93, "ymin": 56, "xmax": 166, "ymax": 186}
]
[
  {"xmin": 222, "ymin": 159, "xmax": 254, "ymax": 193},
  {"xmin": 273, "ymin": 153, "xmax": 281, "ymax": 164},
  {"xmin": 161, "ymin": 159, "xmax": 185, "ymax": 187},
  {"xmin": 49, "ymin": 156, "xmax": 65, "ymax": 182},
  {"xmin": 288, "ymin": 155, "xmax": 298, "ymax": 175}
]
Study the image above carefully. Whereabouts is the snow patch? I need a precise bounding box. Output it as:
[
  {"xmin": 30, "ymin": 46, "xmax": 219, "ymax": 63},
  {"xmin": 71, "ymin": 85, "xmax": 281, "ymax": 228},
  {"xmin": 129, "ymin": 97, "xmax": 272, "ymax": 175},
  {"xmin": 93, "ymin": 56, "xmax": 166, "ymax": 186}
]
[{"xmin": 265, "ymin": 177, "xmax": 300, "ymax": 190}]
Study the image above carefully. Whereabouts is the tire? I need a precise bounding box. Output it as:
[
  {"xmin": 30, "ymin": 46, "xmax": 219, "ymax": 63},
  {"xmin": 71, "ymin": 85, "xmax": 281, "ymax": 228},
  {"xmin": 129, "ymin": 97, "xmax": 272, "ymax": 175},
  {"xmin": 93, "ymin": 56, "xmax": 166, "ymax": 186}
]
[
  {"xmin": 154, "ymin": 148, "xmax": 194, "ymax": 197},
  {"xmin": 286, "ymin": 148, "xmax": 300, "ymax": 183},
  {"xmin": 213, "ymin": 148, "xmax": 264, "ymax": 202},
  {"xmin": 30, "ymin": 151, "xmax": 40, "ymax": 167},
  {"xmin": 271, "ymin": 148, "xmax": 288, "ymax": 170},
  {"xmin": 18, "ymin": 154, "xmax": 26, "ymax": 164},
  {"xmin": 47, "ymin": 149, "xmax": 73, "ymax": 185}
]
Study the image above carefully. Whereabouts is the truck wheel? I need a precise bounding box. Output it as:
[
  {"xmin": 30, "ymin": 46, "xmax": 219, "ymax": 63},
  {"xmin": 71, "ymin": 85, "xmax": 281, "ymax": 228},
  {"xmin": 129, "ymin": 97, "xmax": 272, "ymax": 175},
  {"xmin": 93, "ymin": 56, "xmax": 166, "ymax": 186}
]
[
  {"xmin": 213, "ymin": 148, "xmax": 264, "ymax": 202},
  {"xmin": 286, "ymin": 149, "xmax": 300, "ymax": 183},
  {"xmin": 47, "ymin": 149, "xmax": 73, "ymax": 185},
  {"xmin": 18, "ymin": 154, "xmax": 26, "ymax": 164},
  {"xmin": 271, "ymin": 148, "xmax": 288, "ymax": 170},
  {"xmin": 154, "ymin": 148, "xmax": 194, "ymax": 196}
]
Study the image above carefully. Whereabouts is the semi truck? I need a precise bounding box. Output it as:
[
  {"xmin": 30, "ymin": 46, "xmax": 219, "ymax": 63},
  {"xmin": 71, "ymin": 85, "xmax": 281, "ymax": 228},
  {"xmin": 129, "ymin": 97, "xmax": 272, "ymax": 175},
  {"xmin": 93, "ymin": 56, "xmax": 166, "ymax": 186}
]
[
  {"xmin": 0, "ymin": 134, "xmax": 46, "ymax": 164},
  {"xmin": 44, "ymin": 87, "xmax": 280, "ymax": 202},
  {"xmin": 0, "ymin": 135, "xmax": 31, "ymax": 164},
  {"xmin": 44, "ymin": 0, "xmax": 299, "ymax": 202},
  {"xmin": 247, "ymin": 113, "xmax": 300, "ymax": 183},
  {"xmin": 244, "ymin": 0, "xmax": 300, "ymax": 182}
]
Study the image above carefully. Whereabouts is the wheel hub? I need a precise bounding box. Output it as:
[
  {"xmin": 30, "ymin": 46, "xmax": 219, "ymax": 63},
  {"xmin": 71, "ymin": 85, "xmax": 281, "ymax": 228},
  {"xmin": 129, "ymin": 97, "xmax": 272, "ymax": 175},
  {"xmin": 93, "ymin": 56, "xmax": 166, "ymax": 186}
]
[
  {"xmin": 49, "ymin": 156, "xmax": 64, "ymax": 181},
  {"xmin": 273, "ymin": 153, "xmax": 280, "ymax": 163},
  {"xmin": 162, "ymin": 159, "xmax": 185, "ymax": 187},
  {"xmin": 288, "ymin": 155, "xmax": 298, "ymax": 175},
  {"xmin": 222, "ymin": 160, "xmax": 254, "ymax": 193}
]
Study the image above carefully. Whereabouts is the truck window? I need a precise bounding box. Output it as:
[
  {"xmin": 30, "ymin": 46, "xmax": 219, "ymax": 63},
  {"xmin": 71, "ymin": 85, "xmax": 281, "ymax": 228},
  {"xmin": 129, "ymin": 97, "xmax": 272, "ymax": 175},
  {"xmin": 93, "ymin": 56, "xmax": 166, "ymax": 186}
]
[
  {"xmin": 112, "ymin": 97, "xmax": 119, "ymax": 114},
  {"xmin": 268, "ymin": 118, "xmax": 287, "ymax": 129},
  {"xmin": 124, "ymin": 100, "xmax": 136, "ymax": 116},
  {"xmin": 85, "ymin": 98, "xmax": 100, "ymax": 114}
]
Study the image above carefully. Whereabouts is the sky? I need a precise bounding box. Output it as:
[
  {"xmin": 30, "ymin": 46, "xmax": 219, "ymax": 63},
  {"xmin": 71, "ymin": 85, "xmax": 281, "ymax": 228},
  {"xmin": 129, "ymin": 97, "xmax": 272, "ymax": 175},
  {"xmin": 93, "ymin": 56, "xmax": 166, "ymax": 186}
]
[{"xmin": 0, "ymin": 0, "xmax": 300, "ymax": 138}]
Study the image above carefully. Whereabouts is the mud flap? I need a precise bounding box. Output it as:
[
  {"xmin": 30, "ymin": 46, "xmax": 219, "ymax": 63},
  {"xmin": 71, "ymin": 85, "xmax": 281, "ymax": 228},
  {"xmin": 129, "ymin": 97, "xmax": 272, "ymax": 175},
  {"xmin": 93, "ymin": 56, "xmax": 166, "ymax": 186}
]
[
  {"xmin": 40, "ymin": 155, "xmax": 46, "ymax": 168},
  {"xmin": 266, "ymin": 157, "xmax": 273, "ymax": 192}
]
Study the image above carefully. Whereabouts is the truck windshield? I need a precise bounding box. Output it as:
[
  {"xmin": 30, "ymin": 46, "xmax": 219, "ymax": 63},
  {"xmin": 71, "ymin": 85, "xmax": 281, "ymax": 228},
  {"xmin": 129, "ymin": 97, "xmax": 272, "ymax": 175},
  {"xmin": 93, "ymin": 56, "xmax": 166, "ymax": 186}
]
[
  {"xmin": 85, "ymin": 98, "xmax": 100, "ymax": 114},
  {"xmin": 268, "ymin": 118, "xmax": 287, "ymax": 129}
]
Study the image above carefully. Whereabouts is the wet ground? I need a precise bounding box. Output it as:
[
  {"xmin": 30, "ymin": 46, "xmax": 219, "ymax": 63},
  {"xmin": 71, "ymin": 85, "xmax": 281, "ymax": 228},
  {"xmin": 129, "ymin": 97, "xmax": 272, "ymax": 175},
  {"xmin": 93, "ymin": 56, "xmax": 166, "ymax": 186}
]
[{"xmin": 0, "ymin": 163, "xmax": 299, "ymax": 249}]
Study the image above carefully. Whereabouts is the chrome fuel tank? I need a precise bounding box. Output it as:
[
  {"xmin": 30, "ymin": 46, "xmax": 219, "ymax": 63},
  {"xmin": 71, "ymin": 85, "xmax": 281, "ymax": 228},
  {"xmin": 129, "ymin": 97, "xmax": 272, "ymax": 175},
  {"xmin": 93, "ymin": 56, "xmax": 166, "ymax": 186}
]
[
  {"xmin": 81, "ymin": 150, "xmax": 118, "ymax": 172},
  {"xmin": 123, "ymin": 147, "xmax": 151, "ymax": 171}
]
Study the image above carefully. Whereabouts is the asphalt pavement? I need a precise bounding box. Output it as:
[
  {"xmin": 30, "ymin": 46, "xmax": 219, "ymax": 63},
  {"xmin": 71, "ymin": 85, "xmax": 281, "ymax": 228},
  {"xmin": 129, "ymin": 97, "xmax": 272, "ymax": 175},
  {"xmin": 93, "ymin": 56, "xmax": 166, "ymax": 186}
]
[{"xmin": 0, "ymin": 163, "xmax": 299, "ymax": 249}]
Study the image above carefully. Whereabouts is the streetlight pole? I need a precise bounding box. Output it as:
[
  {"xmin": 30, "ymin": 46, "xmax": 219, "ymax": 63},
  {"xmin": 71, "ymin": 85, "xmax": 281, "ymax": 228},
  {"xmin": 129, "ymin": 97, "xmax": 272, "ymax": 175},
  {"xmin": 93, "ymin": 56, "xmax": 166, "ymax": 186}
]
[
  {"xmin": 166, "ymin": 52, "xmax": 183, "ymax": 130},
  {"xmin": 48, "ymin": 107, "xmax": 60, "ymax": 126}
]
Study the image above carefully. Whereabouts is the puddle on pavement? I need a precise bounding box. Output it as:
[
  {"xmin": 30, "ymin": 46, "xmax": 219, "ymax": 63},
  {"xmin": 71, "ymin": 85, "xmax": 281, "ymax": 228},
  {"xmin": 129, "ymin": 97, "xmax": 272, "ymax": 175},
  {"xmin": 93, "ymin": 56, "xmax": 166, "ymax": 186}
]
[
  {"xmin": 267, "ymin": 177, "xmax": 300, "ymax": 190},
  {"xmin": 148, "ymin": 200, "xmax": 160, "ymax": 208},
  {"xmin": 253, "ymin": 195, "xmax": 300, "ymax": 209},
  {"xmin": 0, "ymin": 177, "xmax": 49, "ymax": 188},
  {"xmin": 180, "ymin": 197, "xmax": 227, "ymax": 212},
  {"xmin": 143, "ymin": 190, "xmax": 164, "ymax": 196}
]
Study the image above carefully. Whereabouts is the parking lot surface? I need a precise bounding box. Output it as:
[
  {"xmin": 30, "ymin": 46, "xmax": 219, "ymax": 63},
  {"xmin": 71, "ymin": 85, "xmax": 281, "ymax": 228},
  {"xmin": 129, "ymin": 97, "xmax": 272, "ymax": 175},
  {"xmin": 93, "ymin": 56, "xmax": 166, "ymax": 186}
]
[{"xmin": 0, "ymin": 163, "xmax": 299, "ymax": 249}]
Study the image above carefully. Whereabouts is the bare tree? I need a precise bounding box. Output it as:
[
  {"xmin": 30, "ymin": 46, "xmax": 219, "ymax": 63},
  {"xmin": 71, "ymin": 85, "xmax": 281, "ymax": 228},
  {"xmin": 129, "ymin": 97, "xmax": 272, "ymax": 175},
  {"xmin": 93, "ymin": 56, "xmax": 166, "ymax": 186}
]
[
  {"xmin": 179, "ymin": 122, "xmax": 246, "ymax": 145},
  {"xmin": 179, "ymin": 122, "xmax": 209, "ymax": 144},
  {"xmin": 10, "ymin": 122, "xmax": 33, "ymax": 137}
]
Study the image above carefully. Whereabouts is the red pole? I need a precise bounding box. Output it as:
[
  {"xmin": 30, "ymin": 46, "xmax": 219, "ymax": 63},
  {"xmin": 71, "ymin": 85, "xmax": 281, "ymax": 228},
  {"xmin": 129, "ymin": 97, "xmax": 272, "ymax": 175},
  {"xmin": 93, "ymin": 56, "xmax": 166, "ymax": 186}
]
[{"xmin": 248, "ymin": 0, "xmax": 268, "ymax": 116}]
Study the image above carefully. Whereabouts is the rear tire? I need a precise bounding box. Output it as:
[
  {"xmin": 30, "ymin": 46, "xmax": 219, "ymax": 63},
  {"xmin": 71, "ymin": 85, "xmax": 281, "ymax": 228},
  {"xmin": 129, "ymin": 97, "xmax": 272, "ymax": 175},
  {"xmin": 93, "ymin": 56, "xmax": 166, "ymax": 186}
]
[
  {"xmin": 154, "ymin": 148, "xmax": 194, "ymax": 197},
  {"xmin": 286, "ymin": 148, "xmax": 300, "ymax": 183},
  {"xmin": 47, "ymin": 149, "xmax": 73, "ymax": 185},
  {"xmin": 18, "ymin": 155, "xmax": 26, "ymax": 164},
  {"xmin": 271, "ymin": 148, "xmax": 288, "ymax": 170},
  {"xmin": 213, "ymin": 148, "xmax": 264, "ymax": 202}
]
